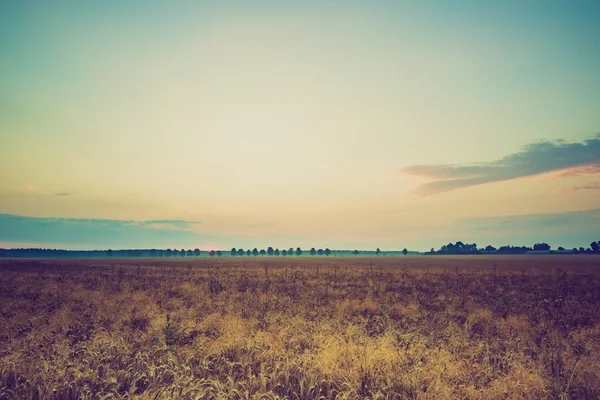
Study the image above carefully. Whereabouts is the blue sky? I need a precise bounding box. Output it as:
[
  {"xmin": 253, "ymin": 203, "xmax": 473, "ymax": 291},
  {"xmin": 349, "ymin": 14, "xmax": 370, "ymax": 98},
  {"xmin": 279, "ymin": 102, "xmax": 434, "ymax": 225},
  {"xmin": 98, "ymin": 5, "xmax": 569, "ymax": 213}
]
[{"xmin": 1, "ymin": 1, "xmax": 599, "ymax": 251}]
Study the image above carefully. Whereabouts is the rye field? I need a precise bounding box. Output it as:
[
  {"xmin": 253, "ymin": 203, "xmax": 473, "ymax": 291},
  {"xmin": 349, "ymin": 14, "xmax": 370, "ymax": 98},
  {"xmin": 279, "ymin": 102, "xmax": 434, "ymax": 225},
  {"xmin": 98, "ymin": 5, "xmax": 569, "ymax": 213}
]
[{"xmin": 1, "ymin": 256, "xmax": 600, "ymax": 399}]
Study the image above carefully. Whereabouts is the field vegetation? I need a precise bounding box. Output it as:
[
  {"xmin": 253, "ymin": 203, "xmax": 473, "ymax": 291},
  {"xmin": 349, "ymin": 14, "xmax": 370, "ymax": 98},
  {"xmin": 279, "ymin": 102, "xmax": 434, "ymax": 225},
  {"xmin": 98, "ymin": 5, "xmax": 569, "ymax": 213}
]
[{"xmin": 1, "ymin": 256, "xmax": 599, "ymax": 399}]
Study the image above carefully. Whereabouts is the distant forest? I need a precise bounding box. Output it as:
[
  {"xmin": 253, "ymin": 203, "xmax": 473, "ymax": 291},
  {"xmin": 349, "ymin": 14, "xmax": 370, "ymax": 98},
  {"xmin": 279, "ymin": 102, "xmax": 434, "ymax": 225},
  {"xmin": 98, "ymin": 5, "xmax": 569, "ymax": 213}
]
[
  {"xmin": 1, "ymin": 242, "xmax": 599, "ymax": 258},
  {"xmin": 424, "ymin": 241, "xmax": 600, "ymax": 255}
]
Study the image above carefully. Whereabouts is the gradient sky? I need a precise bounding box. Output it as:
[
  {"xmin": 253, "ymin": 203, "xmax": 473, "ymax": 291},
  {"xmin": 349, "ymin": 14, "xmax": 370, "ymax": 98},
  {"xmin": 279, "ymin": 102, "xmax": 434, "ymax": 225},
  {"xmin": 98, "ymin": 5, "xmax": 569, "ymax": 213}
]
[{"xmin": 1, "ymin": 1, "xmax": 599, "ymax": 251}]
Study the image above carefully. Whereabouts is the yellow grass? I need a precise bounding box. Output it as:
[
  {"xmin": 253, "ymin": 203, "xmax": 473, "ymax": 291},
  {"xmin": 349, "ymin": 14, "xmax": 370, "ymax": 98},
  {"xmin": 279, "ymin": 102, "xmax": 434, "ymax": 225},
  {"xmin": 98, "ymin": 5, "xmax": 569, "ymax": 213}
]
[{"xmin": 0, "ymin": 256, "xmax": 599, "ymax": 399}]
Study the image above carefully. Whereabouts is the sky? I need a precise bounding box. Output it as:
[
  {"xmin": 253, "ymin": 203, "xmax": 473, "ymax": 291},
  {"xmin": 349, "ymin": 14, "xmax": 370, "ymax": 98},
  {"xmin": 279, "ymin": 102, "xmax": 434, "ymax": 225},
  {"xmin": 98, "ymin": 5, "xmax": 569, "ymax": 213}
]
[{"xmin": 1, "ymin": 1, "xmax": 599, "ymax": 251}]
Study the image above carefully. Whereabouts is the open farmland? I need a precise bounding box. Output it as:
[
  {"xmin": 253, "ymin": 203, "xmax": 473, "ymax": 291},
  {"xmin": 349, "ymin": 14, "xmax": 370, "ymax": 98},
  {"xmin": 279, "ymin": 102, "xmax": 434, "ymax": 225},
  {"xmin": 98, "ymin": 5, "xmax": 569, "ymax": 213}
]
[{"xmin": 1, "ymin": 256, "xmax": 600, "ymax": 399}]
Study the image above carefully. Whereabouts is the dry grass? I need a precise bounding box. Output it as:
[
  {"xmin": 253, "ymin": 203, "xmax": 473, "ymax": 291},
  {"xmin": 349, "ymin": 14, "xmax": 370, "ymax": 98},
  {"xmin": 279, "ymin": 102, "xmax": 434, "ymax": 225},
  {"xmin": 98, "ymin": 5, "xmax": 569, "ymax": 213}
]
[{"xmin": 1, "ymin": 256, "xmax": 599, "ymax": 399}]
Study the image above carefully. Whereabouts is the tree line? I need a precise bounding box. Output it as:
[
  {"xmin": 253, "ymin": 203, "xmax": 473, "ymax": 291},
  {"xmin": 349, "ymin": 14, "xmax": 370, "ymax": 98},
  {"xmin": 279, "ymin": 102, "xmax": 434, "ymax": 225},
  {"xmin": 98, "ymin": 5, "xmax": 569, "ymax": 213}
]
[
  {"xmin": 425, "ymin": 241, "xmax": 600, "ymax": 255},
  {"xmin": 1, "ymin": 241, "xmax": 598, "ymax": 258}
]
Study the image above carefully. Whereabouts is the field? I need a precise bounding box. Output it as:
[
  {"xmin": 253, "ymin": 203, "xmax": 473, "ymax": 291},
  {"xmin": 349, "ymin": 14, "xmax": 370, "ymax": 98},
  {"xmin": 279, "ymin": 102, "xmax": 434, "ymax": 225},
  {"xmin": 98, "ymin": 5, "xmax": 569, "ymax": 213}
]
[{"xmin": 1, "ymin": 256, "xmax": 600, "ymax": 399}]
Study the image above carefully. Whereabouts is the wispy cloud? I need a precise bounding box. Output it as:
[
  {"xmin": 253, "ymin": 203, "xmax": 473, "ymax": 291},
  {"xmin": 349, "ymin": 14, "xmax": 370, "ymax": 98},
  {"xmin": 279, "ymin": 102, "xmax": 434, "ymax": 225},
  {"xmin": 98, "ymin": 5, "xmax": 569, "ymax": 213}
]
[
  {"xmin": 556, "ymin": 182, "xmax": 600, "ymax": 193},
  {"xmin": 0, "ymin": 214, "xmax": 298, "ymax": 250},
  {"xmin": 140, "ymin": 219, "xmax": 201, "ymax": 230},
  {"xmin": 401, "ymin": 134, "xmax": 600, "ymax": 196},
  {"xmin": 0, "ymin": 214, "xmax": 209, "ymax": 248},
  {"xmin": 54, "ymin": 192, "xmax": 71, "ymax": 196}
]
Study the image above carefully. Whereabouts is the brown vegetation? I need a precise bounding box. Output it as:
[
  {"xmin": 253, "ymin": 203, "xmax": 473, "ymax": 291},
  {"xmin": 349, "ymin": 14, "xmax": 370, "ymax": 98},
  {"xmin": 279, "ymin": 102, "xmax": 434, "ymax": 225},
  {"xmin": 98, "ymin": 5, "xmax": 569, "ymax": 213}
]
[{"xmin": 1, "ymin": 256, "xmax": 599, "ymax": 399}]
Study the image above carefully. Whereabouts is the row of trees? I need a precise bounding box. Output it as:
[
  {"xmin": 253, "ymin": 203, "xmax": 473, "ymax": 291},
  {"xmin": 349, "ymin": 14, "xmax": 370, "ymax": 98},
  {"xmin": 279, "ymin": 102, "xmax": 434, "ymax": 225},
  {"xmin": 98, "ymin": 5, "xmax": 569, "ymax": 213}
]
[
  {"xmin": 229, "ymin": 247, "xmax": 332, "ymax": 257},
  {"xmin": 426, "ymin": 241, "xmax": 600, "ymax": 255},
  {"xmin": 2, "ymin": 242, "xmax": 598, "ymax": 258},
  {"xmin": 0, "ymin": 247, "xmax": 409, "ymax": 258}
]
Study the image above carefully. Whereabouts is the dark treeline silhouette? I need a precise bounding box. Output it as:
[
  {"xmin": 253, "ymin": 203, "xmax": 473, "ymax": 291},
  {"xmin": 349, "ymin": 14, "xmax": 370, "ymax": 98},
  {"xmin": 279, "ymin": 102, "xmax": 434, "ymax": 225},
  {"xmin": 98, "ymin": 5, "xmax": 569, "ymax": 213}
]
[
  {"xmin": 1, "ymin": 241, "xmax": 598, "ymax": 258},
  {"xmin": 425, "ymin": 241, "xmax": 600, "ymax": 255}
]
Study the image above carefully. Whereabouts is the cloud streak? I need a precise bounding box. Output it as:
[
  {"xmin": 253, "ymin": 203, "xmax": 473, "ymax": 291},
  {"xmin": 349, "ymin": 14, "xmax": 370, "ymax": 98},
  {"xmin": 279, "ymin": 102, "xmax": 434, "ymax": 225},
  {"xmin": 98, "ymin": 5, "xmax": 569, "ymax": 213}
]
[
  {"xmin": 401, "ymin": 134, "xmax": 600, "ymax": 196},
  {"xmin": 0, "ymin": 214, "xmax": 209, "ymax": 248},
  {"xmin": 556, "ymin": 182, "xmax": 600, "ymax": 193}
]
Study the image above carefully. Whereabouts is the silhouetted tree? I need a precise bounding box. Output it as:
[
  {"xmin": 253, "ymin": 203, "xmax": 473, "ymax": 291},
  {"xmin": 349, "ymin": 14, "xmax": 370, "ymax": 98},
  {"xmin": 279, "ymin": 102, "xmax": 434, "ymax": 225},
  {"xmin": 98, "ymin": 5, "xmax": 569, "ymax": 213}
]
[
  {"xmin": 288, "ymin": 248, "xmax": 294, "ymax": 256},
  {"xmin": 194, "ymin": 248, "xmax": 200, "ymax": 257},
  {"xmin": 150, "ymin": 249, "xmax": 157, "ymax": 257},
  {"xmin": 324, "ymin": 248, "xmax": 331, "ymax": 256},
  {"xmin": 591, "ymin": 241, "xmax": 599, "ymax": 253},
  {"xmin": 310, "ymin": 248, "xmax": 316, "ymax": 256},
  {"xmin": 252, "ymin": 248, "xmax": 259, "ymax": 257},
  {"xmin": 267, "ymin": 247, "xmax": 274, "ymax": 256},
  {"xmin": 179, "ymin": 249, "xmax": 185, "ymax": 257},
  {"xmin": 485, "ymin": 245, "xmax": 496, "ymax": 252},
  {"xmin": 402, "ymin": 248, "xmax": 408, "ymax": 256},
  {"xmin": 158, "ymin": 249, "xmax": 164, "ymax": 257},
  {"xmin": 274, "ymin": 248, "xmax": 280, "ymax": 256},
  {"xmin": 533, "ymin": 243, "xmax": 551, "ymax": 251},
  {"xmin": 558, "ymin": 246, "xmax": 565, "ymax": 251},
  {"xmin": 166, "ymin": 249, "xmax": 172, "ymax": 257},
  {"xmin": 353, "ymin": 250, "xmax": 359, "ymax": 256},
  {"xmin": 246, "ymin": 249, "xmax": 252, "ymax": 256},
  {"xmin": 376, "ymin": 248, "xmax": 380, "ymax": 256},
  {"xmin": 317, "ymin": 249, "xmax": 324, "ymax": 256},
  {"xmin": 282, "ymin": 249, "xmax": 287, "ymax": 256},
  {"xmin": 107, "ymin": 249, "xmax": 113, "ymax": 257},
  {"xmin": 260, "ymin": 249, "xmax": 266, "ymax": 256},
  {"xmin": 579, "ymin": 247, "xmax": 585, "ymax": 253},
  {"xmin": 216, "ymin": 250, "xmax": 222, "ymax": 257},
  {"xmin": 296, "ymin": 247, "xmax": 302, "ymax": 256},
  {"xmin": 231, "ymin": 248, "xmax": 237, "ymax": 256},
  {"xmin": 187, "ymin": 249, "xmax": 193, "ymax": 257},
  {"xmin": 208, "ymin": 250, "xmax": 215, "ymax": 257}
]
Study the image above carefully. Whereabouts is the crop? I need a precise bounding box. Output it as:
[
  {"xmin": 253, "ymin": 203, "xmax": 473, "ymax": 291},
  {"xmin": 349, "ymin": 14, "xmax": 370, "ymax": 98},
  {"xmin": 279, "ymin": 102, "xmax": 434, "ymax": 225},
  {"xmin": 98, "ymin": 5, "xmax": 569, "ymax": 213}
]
[{"xmin": 1, "ymin": 256, "xmax": 599, "ymax": 399}]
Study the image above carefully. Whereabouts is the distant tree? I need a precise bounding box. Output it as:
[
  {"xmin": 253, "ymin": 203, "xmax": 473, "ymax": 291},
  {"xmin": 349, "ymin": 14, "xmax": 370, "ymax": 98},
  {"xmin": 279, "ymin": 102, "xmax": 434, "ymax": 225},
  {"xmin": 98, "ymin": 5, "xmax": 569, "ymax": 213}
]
[
  {"xmin": 274, "ymin": 248, "xmax": 280, "ymax": 256},
  {"xmin": 310, "ymin": 248, "xmax": 316, "ymax": 256},
  {"xmin": 533, "ymin": 243, "xmax": 551, "ymax": 251},
  {"xmin": 158, "ymin": 249, "xmax": 165, "ymax": 257},
  {"xmin": 107, "ymin": 249, "xmax": 113, "ymax": 257},
  {"xmin": 179, "ymin": 249, "xmax": 185, "ymax": 257},
  {"xmin": 237, "ymin": 248, "xmax": 244, "ymax": 256},
  {"xmin": 216, "ymin": 250, "xmax": 222, "ymax": 257},
  {"xmin": 296, "ymin": 247, "xmax": 302, "ymax": 256},
  {"xmin": 579, "ymin": 247, "xmax": 585, "ymax": 253},
  {"xmin": 591, "ymin": 241, "xmax": 599, "ymax": 253},
  {"xmin": 324, "ymin": 248, "xmax": 331, "ymax": 256},
  {"xmin": 231, "ymin": 248, "xmax": 237, "ymax": 257},
  {"xmin": 289, "ymin": 248, "xmax": 294, "ymax": 256},
  {"xmin": 208, "ymin": 250, "xmax": 215, "ymax": 257},
  {"xmin": 187, "ymin": 249, "xmax": 194, "ymax": 257},
  {"xmin": 260, "ymin": 249, "xmax": 266, "ymax": 256},
  {"xmin": 485, "ymin": 245, "xmax": 496, "ymax": 252},
  {"xmin": 353, "ymin": 250, "xmax": 359, "ymax": 256},
  {"xmin": 402, "ymin": 248, "xmax": 408, "ymax": 256},
  {"xmin": 166, "ymin": 249, "xmax": 172, "ymax": 257},
  {"xmin": 586, "ymin": 248, "xmax": 593, "ymax": 254},
  {"xmin": 558, "ymin": 246, "xmax": 565, "ymax": 251},
  {"xmin": 252, "ymin": 248, "xmax": 259, "ymax": 257},
  {"xmin": 194, "ymin": 248, "xmax": 200, "ymax": 257},
  {"xmin": 317, "ymin": 249, "xmax": 324, "ymax": 256},
  {"xmin": 267, "ymin": 247, "xmax": 274, "ymax": 256},
  {"xmin": 246, "ymin": 249, "xmax": 252, "ymax": 256},
  {"xmin": 282, "ymin": 249, "xmax": 287, "ymax": 256},
  {"xmin": 376, "ymin": 248, "xmax": 380, "ymax": 256},
  {"xmin": 150, "ymin": 249, "xmax": 157, "ymax": 257}
]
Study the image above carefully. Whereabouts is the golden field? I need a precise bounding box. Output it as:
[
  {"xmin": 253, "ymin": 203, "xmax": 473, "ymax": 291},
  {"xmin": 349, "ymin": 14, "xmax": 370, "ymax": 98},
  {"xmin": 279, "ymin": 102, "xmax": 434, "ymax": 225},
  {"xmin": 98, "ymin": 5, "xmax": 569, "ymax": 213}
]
[{"xmin": 1, "ymin": 255, "xmax": 600, "ymax": 399}]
